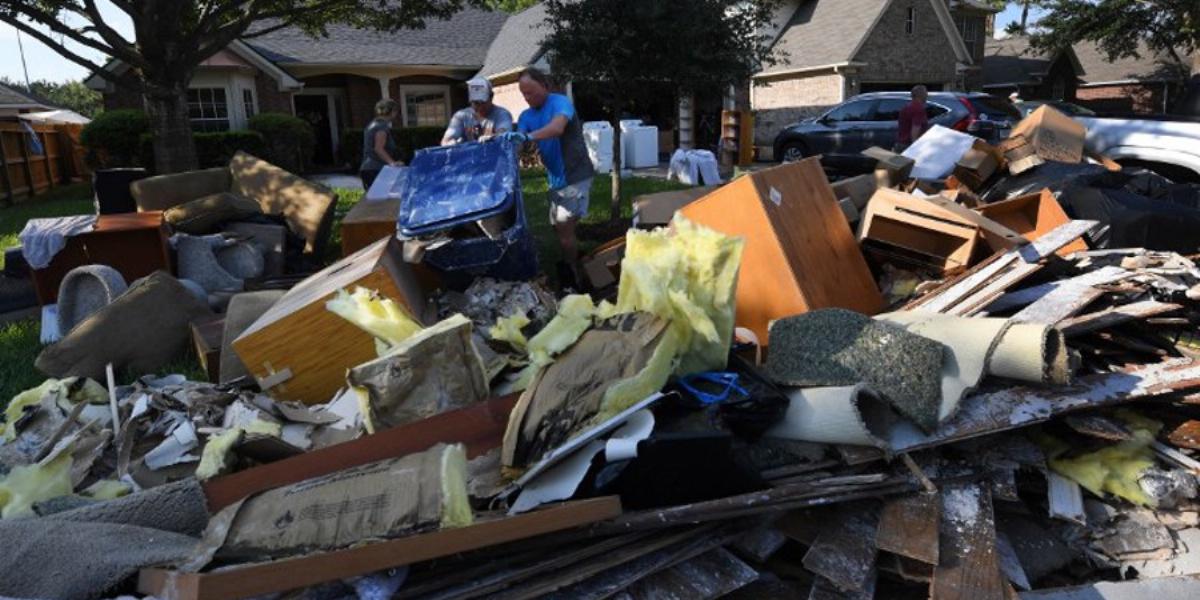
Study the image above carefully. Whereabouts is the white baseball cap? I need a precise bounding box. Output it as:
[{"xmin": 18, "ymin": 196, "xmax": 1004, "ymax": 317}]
[{"xmin": 467, "ymin": 77, "xmax": 492, "ymax": 102}]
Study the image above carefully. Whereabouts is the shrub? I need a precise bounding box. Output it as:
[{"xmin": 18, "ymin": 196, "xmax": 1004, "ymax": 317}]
[
  {"xmin": 138, "ymin": 130, "xmax": 268, "ymax": 171},
  {"xmin": 340, "ymin": 126, "xmax": 447, "ymax": 169},
  {"xmin": 248, "ymin": 112, "xmax": 316, "ymax": 174},
  {"xmin": 80, "ymin": 109, "xmax": 149, "ymax": 168}
]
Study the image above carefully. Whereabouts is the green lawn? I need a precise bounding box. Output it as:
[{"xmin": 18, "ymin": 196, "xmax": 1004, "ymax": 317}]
[{"xmin": 0, "ymin": 171, "xmax": 686, "ymax": 404}]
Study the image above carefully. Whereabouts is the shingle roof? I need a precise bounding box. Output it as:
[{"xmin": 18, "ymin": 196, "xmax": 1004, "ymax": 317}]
[
  {"xmin": 0, "ymin": 83, "xmax": 54, "ymax": 109},
  {"xmin": 760, "ymin": 0, "xmax": 890, "ymax": 75},
  {"xmin": 476, "ymin": 3, "xmax": 551, "ymax": 79},
  {"xmin": 246, "ymin": 8, "xmax": 508, "ymax": 67},
  {"xmin": 982, "ymin": 36, "xmax": 1053, "ymax": 87},
  {"xmin": 1073, "ymin": 41, "xmax": 1193, "ymax": 84}
]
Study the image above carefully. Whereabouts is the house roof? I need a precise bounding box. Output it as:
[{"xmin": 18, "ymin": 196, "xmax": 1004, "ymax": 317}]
[
  {"xmin": 475, "ymin": 3, "xmax": 551, "ymax": 79},
  {"xmin": 950, "ymin": 0, "xmax": 1002, "ymax": 13},
  {"xmin": 0, "ymin": 83, "xmax": 55, "ymax": 110},
  {"xmin": 982, "ymin": 36, "xmax": 1053, "ymax": 87},
  {"xmin": 1073, "ymin": 40, "xmax": 1193, "ymax": 85},
  {"xmin": 245, "ymin": 8, "xmax": 508, "ymax": 67},
  {"xmin": 760, "ymin": 0, "xmax": 891, "ymax": 76}
]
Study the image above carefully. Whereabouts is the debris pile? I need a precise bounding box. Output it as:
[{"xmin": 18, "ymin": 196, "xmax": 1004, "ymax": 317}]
[{"xmin": 5, "ymin": 108, "xmax": 1200, "ymax": 599}]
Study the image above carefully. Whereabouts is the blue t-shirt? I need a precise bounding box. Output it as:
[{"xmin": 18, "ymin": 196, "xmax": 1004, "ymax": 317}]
[{"xmin": 518, "ymin": 93, "xmax": 594, "ymax": 190}]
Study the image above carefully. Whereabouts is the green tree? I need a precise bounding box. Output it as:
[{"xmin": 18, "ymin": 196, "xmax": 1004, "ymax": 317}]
[
  {"xmin": 541, "ymin": 0, "xmax": 780, "ymax": 223},
  {"xmin": 0, "ymin": 1, "xmax": 482, "ymax": 173},
  {"xmin": 1024, "ymin": 0, "xmax": 1197, "ymax": 107},
  {"xmin": 486, "ymin": 0, "xmax": 538, "ymax": 13}
]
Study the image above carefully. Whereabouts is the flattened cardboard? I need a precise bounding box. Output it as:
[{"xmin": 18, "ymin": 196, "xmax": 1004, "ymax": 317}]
[
  {"xmin": 580, "ymin": 237, "xmax": 626, "ymax": 291},
  {"xmin": 1009, "ymin": 105, "xmax": 1086, "ymax": 164},
  {"xmin": 632, "ymin": 187, "xmax": 717, "ymax": 229}
]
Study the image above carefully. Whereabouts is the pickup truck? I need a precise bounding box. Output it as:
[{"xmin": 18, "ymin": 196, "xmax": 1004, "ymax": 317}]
[{"xmin": 1077, "ymin": 116, "xmax": 1200, "ymax": 181}]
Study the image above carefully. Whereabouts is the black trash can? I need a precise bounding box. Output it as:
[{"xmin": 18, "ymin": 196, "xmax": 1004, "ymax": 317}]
[{"xmin": 93, "ymin": 168, "xmax": 148, "ymax": 215}]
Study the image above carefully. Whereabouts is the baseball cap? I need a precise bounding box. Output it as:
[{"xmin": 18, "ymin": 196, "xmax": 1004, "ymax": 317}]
[{"xmin": 467, "ymin": 77, "xmax": 492, "ymax": 102}]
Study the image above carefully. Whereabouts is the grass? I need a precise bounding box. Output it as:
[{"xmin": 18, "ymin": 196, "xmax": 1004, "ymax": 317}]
[{"xmin": 0, "ymin": 171, "xmax": 684, "ymax": 403}]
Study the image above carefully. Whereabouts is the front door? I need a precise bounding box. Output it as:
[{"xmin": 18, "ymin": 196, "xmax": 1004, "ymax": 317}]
[{"xmin": 294, "ymin": 95, "xmax": 334, "ymax": 166}]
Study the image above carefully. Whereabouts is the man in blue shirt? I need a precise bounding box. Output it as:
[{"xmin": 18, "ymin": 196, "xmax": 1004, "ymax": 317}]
[{"xmin": 503, "ymin": 68, "xmax": 594, "ymax": 282}]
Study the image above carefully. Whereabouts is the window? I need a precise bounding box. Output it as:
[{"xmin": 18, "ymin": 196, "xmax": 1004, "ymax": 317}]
[
  {"xmin": 873, "ymin": 99, "xmax": 908, "ymax": 121},
  {"xmin": 824, "ymin": 100, "xmax": 875, "ymax": 123},
  {"xmin": 926, "ymin": 103, "xmax": 950, "ymax": 119},
  {"xmin": 242, "ymin": 88, "xmax": 257, "ymax": 119},
  {"xmin": 400, "ymin": 86, "xmax": 450, "ymax": 128},
  {"xmin": 187, "ymin": 87, "xmax": 229, "ymax": 132},
  {"xmin": 957, "ymin": 17, "xmax": 978, "ymax": 45},
  {"xmin": 905, "ymin": 7, "xmax": 915, "ymax": 35}
]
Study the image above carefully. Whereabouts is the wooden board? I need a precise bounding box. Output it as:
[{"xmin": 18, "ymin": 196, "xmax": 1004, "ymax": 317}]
[
  {"xmin": 932, "ymin": 483, "xmax": 1006, "ymax": 600},
  {"xmin": 339, "ymin": 197, "xmax": 399, "ymax": 256},
  {"xmin": 137, "ymin": 496, "xmax": 622, "ymax": 600},
  {"xmin": 231, "ymin": 236, "xmax": 431, "ymax": 404},
  {"xmin": 858, "ymin": 188, "xmax": 981, "ymax": 274},
  {"xmin": 203, "ymin": 394, "xmax": 516, "ymax": 510},
  {"xmin": 876, "ymin": 492, "xmax": 941, "ymax": 564},
  {"xmin": 1010, "ymin": 266, "xmax": 1128, "ymax": 324},
  {"xmin": 190, "ymin": 317, "xmax": 224, "ymax": 383},
  {"xmin": 802, "ymin": 508, "xmax": 880, "ymax": 593},
  {"xmin": 1058, "ymin": 300, "xmax": 1182, "ymax": 337},
  {"xmin": 680, "ymin": 158, "xmax": 884, "ymax": 343}
]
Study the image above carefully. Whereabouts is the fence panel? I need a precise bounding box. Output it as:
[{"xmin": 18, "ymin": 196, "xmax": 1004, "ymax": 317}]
[{"xmin": 0, "ymin": 121, "xmax": 90, "ymax": 204}]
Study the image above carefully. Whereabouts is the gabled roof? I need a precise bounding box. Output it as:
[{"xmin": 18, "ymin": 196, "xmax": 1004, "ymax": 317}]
[
  {"xmin": 1073, "ymin": 40, "xmax": 1194, "ymax": 85},
  {"xmin": 758, "ymin": 0, "xmax": 973, "ymax": 78},
  {"xmin": 950, "ymin": 0, "xmax": 1002, "ymax": 13},
  {"xmin": 475, "ymin": 4, "xmax": 551, "ymax": 79},
  {"xmin": 982, "ymin": 36, "xmax": 1055, "ymax": 87},
  {"xmin": 0, "ymin": 83, "xmax": 56, "ymax": 110},
  {"xmin": 759, "ymin": 0, "xmax": 891, "ymax": 76},
  {"xmin": 246, "ymin": 8, "xmax": 507, "ymax": 67}
]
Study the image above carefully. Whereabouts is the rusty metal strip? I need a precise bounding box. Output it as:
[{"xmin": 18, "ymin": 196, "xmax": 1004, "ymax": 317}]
[{"xmin": 1058, "ymin": 301, "xmax": 1183, "ymax": 337}]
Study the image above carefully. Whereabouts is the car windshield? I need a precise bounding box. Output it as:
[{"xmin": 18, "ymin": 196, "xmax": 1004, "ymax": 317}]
[{"xmin": 970, "ymin": 96, "xmax": 1021, "ymax": 122}]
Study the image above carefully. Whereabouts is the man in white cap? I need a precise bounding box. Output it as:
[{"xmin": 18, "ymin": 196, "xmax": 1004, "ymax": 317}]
[{"xmin": 441, "ymin": 77, "xmax": 514, "ymax": 145}]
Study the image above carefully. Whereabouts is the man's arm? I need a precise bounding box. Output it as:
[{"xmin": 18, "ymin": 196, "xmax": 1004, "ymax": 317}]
[
  {"xmin": 528, "ymin": 114, "xmax": 568, "ymax": 141},
  {"xmin": 441, "ymin": 113, "xmax": 464, "ymax": 146}
]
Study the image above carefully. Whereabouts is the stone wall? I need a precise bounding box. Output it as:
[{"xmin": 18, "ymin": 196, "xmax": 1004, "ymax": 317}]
[
  {"xmin": 855, "ymin": 0, "xmax": 957, "ymax": 86},
  {"xmin": 750, "ymin": 73, "xmax": 844, "ymax": 149}
]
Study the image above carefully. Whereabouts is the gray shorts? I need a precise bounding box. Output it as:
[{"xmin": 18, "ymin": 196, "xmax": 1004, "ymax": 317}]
[{"xmin": 548, "ymin": 178, "xmax": 592, "ymax": 224}]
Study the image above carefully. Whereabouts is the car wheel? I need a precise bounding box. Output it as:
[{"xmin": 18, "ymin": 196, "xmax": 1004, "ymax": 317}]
[{"xmin": 780, "ymin": 143, "xmax": 806, "ymax": 163}]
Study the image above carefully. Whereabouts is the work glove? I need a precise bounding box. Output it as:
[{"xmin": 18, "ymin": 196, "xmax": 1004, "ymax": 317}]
[{"xmin": 501, "ymin": 131, "xmax": 530, "ymax": 144}]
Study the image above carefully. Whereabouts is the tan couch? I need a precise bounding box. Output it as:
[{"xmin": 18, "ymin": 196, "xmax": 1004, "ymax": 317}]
[{"xmin": 130, "ymin": 151, "xmax": 337, "ymax": 256}]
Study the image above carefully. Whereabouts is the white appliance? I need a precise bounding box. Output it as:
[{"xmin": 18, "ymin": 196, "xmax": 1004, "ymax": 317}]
[
  {"xmin": 583, "ymin": 121, "xmax": 614, "ymax": 174},
  {"xmin": 623, "ymin": 125, "xmax": 660, "ymax": 169}
]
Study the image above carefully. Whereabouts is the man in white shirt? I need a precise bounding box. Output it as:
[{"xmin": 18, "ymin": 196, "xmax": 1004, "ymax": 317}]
[{"xmin": 441, "ymin": 77, "xmax": 514, "ymax": 145}]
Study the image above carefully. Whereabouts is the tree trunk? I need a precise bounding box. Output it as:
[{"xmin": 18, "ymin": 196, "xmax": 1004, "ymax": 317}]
[
  {"xmin": 144, "ymin": 83, "xmax": 199, "ymax": 174},
  {"xmin": 1020, "ymin": 3, "xmax": 1030, "ymax": 32},
  {"xmin": 609, "ymin": 115, "xmax": 623, "ymax": 224}
]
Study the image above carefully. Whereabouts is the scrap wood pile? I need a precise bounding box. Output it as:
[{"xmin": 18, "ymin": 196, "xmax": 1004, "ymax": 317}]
[{"xmin": 6, "ymin": 107, "xmax": 1200, "ymax": 600}]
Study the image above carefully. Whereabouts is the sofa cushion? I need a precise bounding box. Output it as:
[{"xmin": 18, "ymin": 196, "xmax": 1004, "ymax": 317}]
[
  {"xmin": 130, "ymin": 167, "xmax": 232, "ymax": 212},
  {"xmin": 228, "ymin": 152, "xmax": 337, "ymax": 255},
  {"xmin": 164, "ymin": 192, "xmax": 262, "ymax": 234}
]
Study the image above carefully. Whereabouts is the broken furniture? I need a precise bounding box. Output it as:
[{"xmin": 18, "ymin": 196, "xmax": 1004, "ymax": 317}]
[
  {"xmin": 975, "ymin": 189, "xmax": 1089, "ymax": 257},
  {"xmin": 862, "ymin": 146, "xmax": 914, "ymax": 188},
  {"xmin": 231, "ymin": 236, "xmax": 432, "ymax": 404},
  {"xmin": 341, "ymin": 196, "xmax": 400, "ymax": 256},
  {"xmin": 28, "ymin": 211, "xmax": 171, "ymax": 305},
  {"xmin": 55, "ymin": 264, "xmax": 127, "ymax": 335},
  {"xmin": 190, "ymin": 316, "xmax": 224, "ymax": 382},
  {"xmin": 222, "ymin": 221, "xmax": 288, "ymax": 278},
  {"xmin": 680, "ymin": 157, "xmax": 884, "ymax": 343},
  {"xmin": 130, "ymin": 151, "xmax": 338, "ymax": 258}
]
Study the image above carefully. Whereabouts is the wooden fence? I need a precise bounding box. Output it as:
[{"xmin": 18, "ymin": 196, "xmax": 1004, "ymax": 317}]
[{"xmin": 0, "ymin": 120, "xmax": 90, "ymax": 204}]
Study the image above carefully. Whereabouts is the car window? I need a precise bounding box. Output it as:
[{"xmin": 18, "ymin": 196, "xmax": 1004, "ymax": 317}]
[
  {"xmin": 926, "ymin": 103, "xmax": 950, "ymax": 119},
  {"xmin": 969, "ymin": 96, "xmax": 1022, "ymax": 121},
  {"xmin": 824, "ymin": 100, "xmax": 876, "ymax": 122},
  {"xmin": 873, "ymin": 99, "xmax": 908, "ymax": 121}
]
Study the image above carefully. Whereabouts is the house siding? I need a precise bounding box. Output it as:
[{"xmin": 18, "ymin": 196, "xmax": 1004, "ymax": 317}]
[
  {"xmin": 854, "ymin": 0, "xmax": 958, "ymax": 86},
  {"xmin": 751, "ymin": 72, "xmax": 845, "ymax": 149},
  {"xmin": 102, "ymin": 72, "xmax": 144, "ymax": 111},
  {"xmin": 255, "ymin": 72, "xmax": 293, "ymax": 115}
]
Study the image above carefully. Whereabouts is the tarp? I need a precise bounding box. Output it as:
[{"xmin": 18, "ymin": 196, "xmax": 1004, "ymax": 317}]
[{"xmin": 18, "ymin": 109, "xmax": 91, "ymax": 125}]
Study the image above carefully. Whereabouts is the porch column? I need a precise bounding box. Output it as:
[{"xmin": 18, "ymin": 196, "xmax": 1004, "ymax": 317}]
[
  {"xmin": 378, "ymin": 77, "xmax": 392, "ymax": 100},
  {"xmin": 678, "ymin": 95, "xmax": 694, "ymax": 150}
]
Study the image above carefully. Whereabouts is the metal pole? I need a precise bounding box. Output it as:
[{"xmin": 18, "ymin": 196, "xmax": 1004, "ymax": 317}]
[{"xmin": 16, "ymin": 29, "xmax": 32, "ymax": 89}]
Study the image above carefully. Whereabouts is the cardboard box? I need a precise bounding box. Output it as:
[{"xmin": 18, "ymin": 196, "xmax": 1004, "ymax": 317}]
[
  {"xmin": 862, "ymin": 146, "xmax": 915, "ymax": 188},
  {"xmin": 232, "ymin": 237, "xmax": 432, "ymax": 404},
  {"xmin": 1009, "ymin": 105, "xmax": 1086, "ymax": 164},
  {"xmin": 975, "ymin": 189, "xmax": 1089, "ymax": 257},
  {"xmin": 632, "ymin": 187, "xmax": 716, "ymax": 229},
  {"xmin": 190, "ymin": 317, "xmax": 224, "ymax": 383},
  {"xmin": 859, "ymin": 188, "xmax": 983, "ymax": 274},
  {"xmin": 830, "ymin": 174, "xmax": 877, "ymax": 212},
  {"xmin": 580, "ymin": 237, "xmax": 626, "ymax": 291},
  {"xmin": 952, "ymin": 139, "xmax": 1005, "ymax": 191},
  {"xmin": 680, "ymin": 157, "xmax": 884, "ymax": 343}
]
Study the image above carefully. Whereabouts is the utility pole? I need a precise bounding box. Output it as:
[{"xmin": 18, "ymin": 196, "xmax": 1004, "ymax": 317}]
[{"xmin": 15, "ymin": 27, "xmax": 32, "ymax": 88}]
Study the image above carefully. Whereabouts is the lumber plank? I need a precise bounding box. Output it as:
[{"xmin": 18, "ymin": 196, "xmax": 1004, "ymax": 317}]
[
  {"xmin": 802, "ymin": 508, "xmax": 880, "ymax": 593},
  {"xmin": 932, "ymin": 483, "xmax": 1006, "ymax": 600},
  {"xmin": 1058, "ymin": 301, "xmax": 1183, "ymax": 337},
  {"xmin": 203, "ymin": 394, "xmax": 517, "ymax": 510},
  {"xmin": 137, "ymin": 496, "xmax": 622, "ymax": 600},
  {"xmin": 876, "ymin": 492, "xmax": 941, "ymax": 565},
  {"xmin": 1010, "ymin": 266, "xmax": 1128, "ymax": 324}
]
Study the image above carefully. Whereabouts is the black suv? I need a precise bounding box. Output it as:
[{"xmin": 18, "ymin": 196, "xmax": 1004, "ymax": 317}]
[{"xmin": 772, "ymin": 92, "xmax": 1022, "ymax": 173}]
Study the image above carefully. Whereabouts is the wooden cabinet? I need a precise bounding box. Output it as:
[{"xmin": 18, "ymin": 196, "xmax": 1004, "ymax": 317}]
[{"xmin": 30, "ymin": 211, "xmax": 171, "ymax": 305}]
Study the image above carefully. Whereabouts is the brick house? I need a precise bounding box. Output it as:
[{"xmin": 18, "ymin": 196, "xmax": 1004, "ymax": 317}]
[
  {"xmin": 982, "ymin": 36, "xmax": 1197, "ymax": 115},
  {"xmin": 87, "ymin": 9, "xmax": 507, "ymax": 166},
  {"xmin": 749, "ymin": 0, "xmax": 995, "ymax": 154}
]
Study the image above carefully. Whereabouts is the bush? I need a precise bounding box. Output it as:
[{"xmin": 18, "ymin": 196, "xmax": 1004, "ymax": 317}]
[
  {"xmin": 248, "ymin": 112, "xmax": 315, "ymax": 174},
  {"xmin": 80, "ymin": 109, "xmax": 149, "ymax": 168},
  {"xmin": 340, "ymin": 126, "xmax": 446, "ymax": 169},
  {"xmin": 138, "ymin": 130, "xmax": 268, "ymax": 171}
]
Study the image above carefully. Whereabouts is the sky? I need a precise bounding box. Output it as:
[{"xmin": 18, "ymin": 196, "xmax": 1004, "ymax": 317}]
[{"xmin": 0, "ymin": 1, "xmax": 1047, "ymax": 85}]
